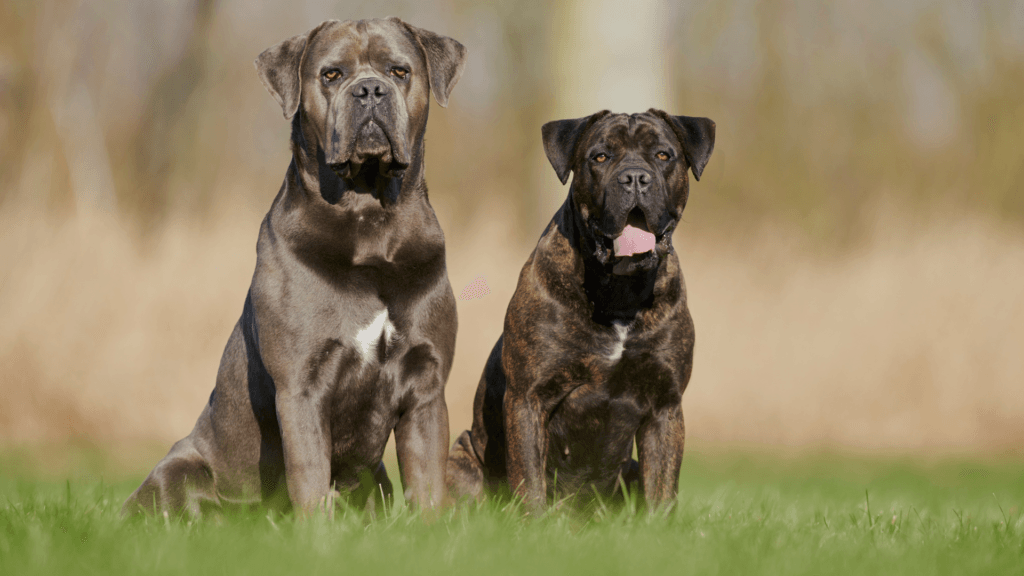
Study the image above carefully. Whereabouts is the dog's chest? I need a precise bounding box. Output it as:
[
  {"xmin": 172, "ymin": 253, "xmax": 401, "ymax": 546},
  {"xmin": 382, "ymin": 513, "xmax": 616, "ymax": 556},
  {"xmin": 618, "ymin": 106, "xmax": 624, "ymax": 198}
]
[
  {"xmin": 606, "ymin": 321, "xmax": 630, "ymax": 363},
  {"xmin": 352, "ymin": 308, "xmax": 397, "ymax": 365},
  {"xmin": 554, "ymin": 320, "xmax": 678, "ymax": 414},
  {"xmin": 325, "ymin": 306, "xmax": 403, "ymax": 461}
]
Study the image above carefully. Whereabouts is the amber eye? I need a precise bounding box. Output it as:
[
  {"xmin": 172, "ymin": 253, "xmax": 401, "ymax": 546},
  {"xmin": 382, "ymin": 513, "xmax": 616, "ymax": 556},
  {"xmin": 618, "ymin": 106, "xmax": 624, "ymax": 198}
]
[
  {"xmin": 390, "ymin": 67, "xmax": 409, "ymax": 79},
  {"xmin": 656, "ymin": 151, "xmax": 670, "ymax": 161},
  {"xmin": 322, "ymin": 69, "xmax": 341, "ymax": 82},
  {"xmin": 594, "ymin": 153, "xmax": 608, "ymax": 163}
]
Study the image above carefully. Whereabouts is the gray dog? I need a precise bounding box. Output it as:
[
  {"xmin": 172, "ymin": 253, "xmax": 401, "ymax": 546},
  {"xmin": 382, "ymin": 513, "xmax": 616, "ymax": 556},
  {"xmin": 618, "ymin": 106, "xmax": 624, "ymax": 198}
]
[
  {"xmin": 123, "ymin": 18, "xmax": 466, "ymax": 518},
  {"xmin": 446, "ymin": 110, "xmax": 714, "ymax": 513}
]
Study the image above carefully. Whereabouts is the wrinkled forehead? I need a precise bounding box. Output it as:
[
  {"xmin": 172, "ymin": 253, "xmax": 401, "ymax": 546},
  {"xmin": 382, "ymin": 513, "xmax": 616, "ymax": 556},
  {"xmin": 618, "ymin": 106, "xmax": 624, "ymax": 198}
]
[
  {"xmin": 584, "ymin": 113, "xmax": 674, "ymax": 150},
  {"xmin": 304, "ymin": 19, "xmax": 421, "ymax": 69}
]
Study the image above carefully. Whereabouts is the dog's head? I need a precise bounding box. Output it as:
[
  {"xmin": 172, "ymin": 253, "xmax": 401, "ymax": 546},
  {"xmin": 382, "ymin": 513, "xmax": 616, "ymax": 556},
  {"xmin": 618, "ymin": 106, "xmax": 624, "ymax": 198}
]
[
  {"xmin": 543, "ymin": 110, "xmax": 715, "ymax": 274},
  {"xmin": 256, "ymin": 18, "xmax": 466, "ymax": 182}
]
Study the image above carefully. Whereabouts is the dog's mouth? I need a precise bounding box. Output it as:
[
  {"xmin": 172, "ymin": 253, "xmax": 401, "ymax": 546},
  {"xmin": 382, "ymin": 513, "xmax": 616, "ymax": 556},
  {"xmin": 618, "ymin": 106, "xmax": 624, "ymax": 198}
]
[
  {"xmin": 591, "ymin": 207, "xmax": 677, "ymax": 275},
  {"xmin": 329, "ymin": 121, "xmax": 409, "ymax": 181},
  {"xmin": 611, "ymin": 208, "xmax": 657, "ymax": 258}
]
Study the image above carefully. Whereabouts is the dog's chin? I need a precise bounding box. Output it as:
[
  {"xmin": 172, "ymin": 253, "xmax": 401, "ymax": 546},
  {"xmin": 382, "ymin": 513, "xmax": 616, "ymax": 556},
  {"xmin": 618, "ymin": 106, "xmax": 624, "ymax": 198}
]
[
  {"xmin": 329, "ymin": 152, "xmax": 409, "ymax": 183},
  {"xmin": 609, "ymin": 249, "xmax": 660, "ymax": 275},
  {"xmin": 589, "ymin": 233, "xmax": 664, "ymax": 275}
]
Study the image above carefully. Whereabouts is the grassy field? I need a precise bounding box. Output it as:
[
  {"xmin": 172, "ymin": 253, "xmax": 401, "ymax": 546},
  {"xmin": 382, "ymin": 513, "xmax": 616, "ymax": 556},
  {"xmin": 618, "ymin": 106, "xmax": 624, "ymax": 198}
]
[{"xmin": 1, "ymin": 450, "xmax": 1021, "ymax": 575}]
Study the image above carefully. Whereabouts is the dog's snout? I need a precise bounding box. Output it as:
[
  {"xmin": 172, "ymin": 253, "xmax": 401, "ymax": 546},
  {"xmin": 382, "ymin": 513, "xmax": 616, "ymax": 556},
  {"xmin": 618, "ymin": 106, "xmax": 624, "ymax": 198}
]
[
  {"xmin": 617, "ymin": 168, "xmax": 652, "ymax": 193},
  {"xmin": 351, "ymin": 78, "xmax": 389, "ymax": 103}
]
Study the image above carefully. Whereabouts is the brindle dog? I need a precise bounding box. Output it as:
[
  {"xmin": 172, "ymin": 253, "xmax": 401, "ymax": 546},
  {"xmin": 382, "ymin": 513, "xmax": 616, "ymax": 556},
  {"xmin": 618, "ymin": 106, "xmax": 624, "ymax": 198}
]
[
  {"xmin": 446, "ymin": 110, "xmax": 715, "ymax": 513},
  {"xmin": 123, "ymin": 18, "xmax": 466, "ymax": 518}
]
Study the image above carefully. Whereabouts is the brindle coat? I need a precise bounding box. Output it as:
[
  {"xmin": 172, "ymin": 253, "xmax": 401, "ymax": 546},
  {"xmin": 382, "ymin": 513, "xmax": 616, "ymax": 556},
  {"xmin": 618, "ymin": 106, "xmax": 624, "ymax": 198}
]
[
  {"xmin": 446, "ymin": 110, "xmax": 715, "ymax": 512},
  {"xmin": 122, "ymin": 18, "xmax": 466, "ymax": 518}
]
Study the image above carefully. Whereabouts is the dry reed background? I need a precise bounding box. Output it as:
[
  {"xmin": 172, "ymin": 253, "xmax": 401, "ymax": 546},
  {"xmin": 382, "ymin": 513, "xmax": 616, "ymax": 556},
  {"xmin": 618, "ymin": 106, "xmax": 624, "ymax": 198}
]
[{"xmin": 1, "ymin": 0, "xmax": 1023, "ymax": 468}]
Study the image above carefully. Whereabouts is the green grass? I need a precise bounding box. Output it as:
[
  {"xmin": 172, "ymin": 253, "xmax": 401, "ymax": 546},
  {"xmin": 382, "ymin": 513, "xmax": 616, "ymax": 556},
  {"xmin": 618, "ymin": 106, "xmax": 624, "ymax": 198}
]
[{"xmin": 1, "ymin": 450, "xmax": 1022, "ymax": 575}]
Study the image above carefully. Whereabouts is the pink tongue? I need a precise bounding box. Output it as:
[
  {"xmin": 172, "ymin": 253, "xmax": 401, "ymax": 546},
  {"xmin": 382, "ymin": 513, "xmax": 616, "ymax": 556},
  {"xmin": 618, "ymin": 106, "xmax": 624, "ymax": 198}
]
[{"xmin": 613, "ymin": 225, "xmax": 656, "ymax": 257}]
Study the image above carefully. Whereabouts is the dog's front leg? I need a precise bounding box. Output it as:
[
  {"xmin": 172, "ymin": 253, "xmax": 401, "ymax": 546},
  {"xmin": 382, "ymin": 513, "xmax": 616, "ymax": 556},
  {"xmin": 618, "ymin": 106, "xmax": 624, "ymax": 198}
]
[
  {"xmin": 636, "ymin": 402, "xmax": 685, "ymax": 511},
  {"xmin": 504, "ymin": 390, "xmax": 548, "ymax": 514},
  {"xmin": 276, "ymin": 390, "xmax": 332, "ymax": 515},
  {"xmin": 395, "ymin": 394, "xmax": 449, "ymax": 513}
]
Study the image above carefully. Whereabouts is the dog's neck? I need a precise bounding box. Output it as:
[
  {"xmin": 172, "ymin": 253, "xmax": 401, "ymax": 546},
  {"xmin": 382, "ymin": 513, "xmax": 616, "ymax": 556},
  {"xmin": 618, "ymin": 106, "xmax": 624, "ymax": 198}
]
[
  {"xmin": 289, "ymin": 111, "xmax": 425, "ymax": 208},
  {"xmin": 265, "ymin": 111, "xmax": 444, "ymax": 268},
  {"xmin": 554, "ymin": 194, "xmax": 661, "ymax": 324}
]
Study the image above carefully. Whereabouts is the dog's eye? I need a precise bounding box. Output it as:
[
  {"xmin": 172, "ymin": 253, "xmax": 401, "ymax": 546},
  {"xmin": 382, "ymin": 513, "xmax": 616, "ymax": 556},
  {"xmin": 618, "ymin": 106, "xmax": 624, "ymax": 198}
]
[
  {"xmin": 594, "ymin": 153, "xmax": 608, "ymax": 163},
  {"xmin": 390, "ymin": 67, "xmax": 409, "ymax": 79},
  {"xmin": 656, "ymin": 151, "xmax": 671, "ymax": 161},
  {"xmin": 322, "ymin": 69, "xmax": 342, "ymax": 82}
]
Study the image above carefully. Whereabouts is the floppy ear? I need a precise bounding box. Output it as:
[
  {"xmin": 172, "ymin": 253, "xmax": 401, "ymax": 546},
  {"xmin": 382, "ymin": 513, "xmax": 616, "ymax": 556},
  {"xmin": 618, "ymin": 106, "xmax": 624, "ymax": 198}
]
[
  {"xmin": 651, "ymin": 110, "xmax": 716, "ymax": 181},
  {"xmin": 541, "ymin": 111, "xmax": 609, "ymax": 185},
  {"xmin": 395, "ymin": 18, "xmax": 467, "ymax": 108},
  {"xmin": 254, "ymin": 21, "xmax": 334, "ymax": 119}
]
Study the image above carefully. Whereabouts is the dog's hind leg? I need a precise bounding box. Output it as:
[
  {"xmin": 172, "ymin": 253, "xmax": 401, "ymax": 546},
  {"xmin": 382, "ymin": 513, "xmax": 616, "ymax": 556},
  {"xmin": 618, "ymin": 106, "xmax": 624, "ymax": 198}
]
[
  {"xmin": 121, "ymin": 437, "xmax": 220, "ymax": 519},
  {"xmin": 445, "ymin": 430, "xmax": 486, "ymax": 504},
  {"xmin": 446, "ymin": 339, "xmax": 508, "ymax": 505}
]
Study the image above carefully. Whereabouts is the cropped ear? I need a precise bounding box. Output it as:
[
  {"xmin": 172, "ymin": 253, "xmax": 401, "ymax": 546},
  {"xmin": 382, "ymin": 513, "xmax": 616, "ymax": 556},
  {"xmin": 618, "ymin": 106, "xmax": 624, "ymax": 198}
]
[
  {"xmin": 651, "ymin": 109, "xmax": 716, "ymax": 181},
  {"xmin": 254, "ymin": 21, "xmax": 335, "ymax": 119},
  {"xmin": 541, "ymin": 111, "xmax": 610, "ymax": 185},
  {"xmin": 394, "ymin": 18, "xmax": 467, "ymax": 108}
]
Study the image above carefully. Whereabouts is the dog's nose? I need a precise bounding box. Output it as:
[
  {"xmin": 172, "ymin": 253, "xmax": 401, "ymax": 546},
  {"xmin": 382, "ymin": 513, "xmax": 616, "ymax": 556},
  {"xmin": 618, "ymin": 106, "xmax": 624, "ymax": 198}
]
[
  {"xmin": 351, "ymin": 78, "xmax": 389, "ymax": 103},
  {"xmin": 617, "ymin": 169, "xmax": 652, "ymax": 193}
]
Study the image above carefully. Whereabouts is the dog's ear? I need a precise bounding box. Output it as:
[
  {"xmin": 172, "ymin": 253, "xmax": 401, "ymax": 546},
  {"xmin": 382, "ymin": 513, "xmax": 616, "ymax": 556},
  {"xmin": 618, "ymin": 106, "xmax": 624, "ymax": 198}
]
[
  {"xmin": 651, "ymin": 110, "xmax": 716, "ymax": 181},
  {"xmin": 394, "ymin": 18, "xmax": 467, "ymax": 108},
  {"xmin": 541, "ymin": 112, "xmax": 610, "ymax": 185},
  {"xmin": 255, "ymin": 21, "xmax": 334, "ymax": 119}
]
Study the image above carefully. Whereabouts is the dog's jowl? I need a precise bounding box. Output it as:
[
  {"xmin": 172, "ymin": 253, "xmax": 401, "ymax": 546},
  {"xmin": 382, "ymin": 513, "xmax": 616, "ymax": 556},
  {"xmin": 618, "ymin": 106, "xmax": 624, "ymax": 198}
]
[
  {"xmin": 123, "ymin": 18, "xmax": 466, "ymax": 518},
  {"xmin": 446, "ymin": 110, "xmax": 715, "ymax": 513}
]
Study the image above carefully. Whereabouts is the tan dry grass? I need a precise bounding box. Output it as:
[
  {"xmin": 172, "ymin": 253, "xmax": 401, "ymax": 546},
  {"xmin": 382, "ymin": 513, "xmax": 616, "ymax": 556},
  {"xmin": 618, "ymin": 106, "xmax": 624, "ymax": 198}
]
[
  {"xmin": 680, "ymin": 209, "xmax": 1024, "ymax": 453},
  {"xmin": 1, "ymin": 205, "xmax": 1022, "ymax": 458}
]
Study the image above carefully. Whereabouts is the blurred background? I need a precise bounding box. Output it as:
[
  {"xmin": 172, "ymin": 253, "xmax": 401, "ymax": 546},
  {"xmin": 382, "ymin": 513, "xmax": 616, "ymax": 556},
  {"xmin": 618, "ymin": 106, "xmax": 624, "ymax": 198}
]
[{"xmin": 1, "ymin": 0, "xmax": 1022, "ymax": 473}]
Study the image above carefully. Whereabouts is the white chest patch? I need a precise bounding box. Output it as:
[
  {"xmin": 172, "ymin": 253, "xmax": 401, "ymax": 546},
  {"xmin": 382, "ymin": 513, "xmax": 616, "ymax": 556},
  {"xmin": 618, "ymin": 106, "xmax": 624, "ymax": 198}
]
[
  {"xmin": 355, "ymin": 309, "xmax": 396, "ymax": 364},
  {"xmin": 608, "ymin": 321, "xmax": 629, "ymax": 363}
]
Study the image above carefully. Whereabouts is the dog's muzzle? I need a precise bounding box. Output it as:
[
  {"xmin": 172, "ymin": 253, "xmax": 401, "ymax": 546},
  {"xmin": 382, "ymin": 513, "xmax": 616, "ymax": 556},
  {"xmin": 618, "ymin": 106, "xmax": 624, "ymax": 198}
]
[{"xmin": 327, "ymin": 77, "xmax": 411, "ymax": 180}]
